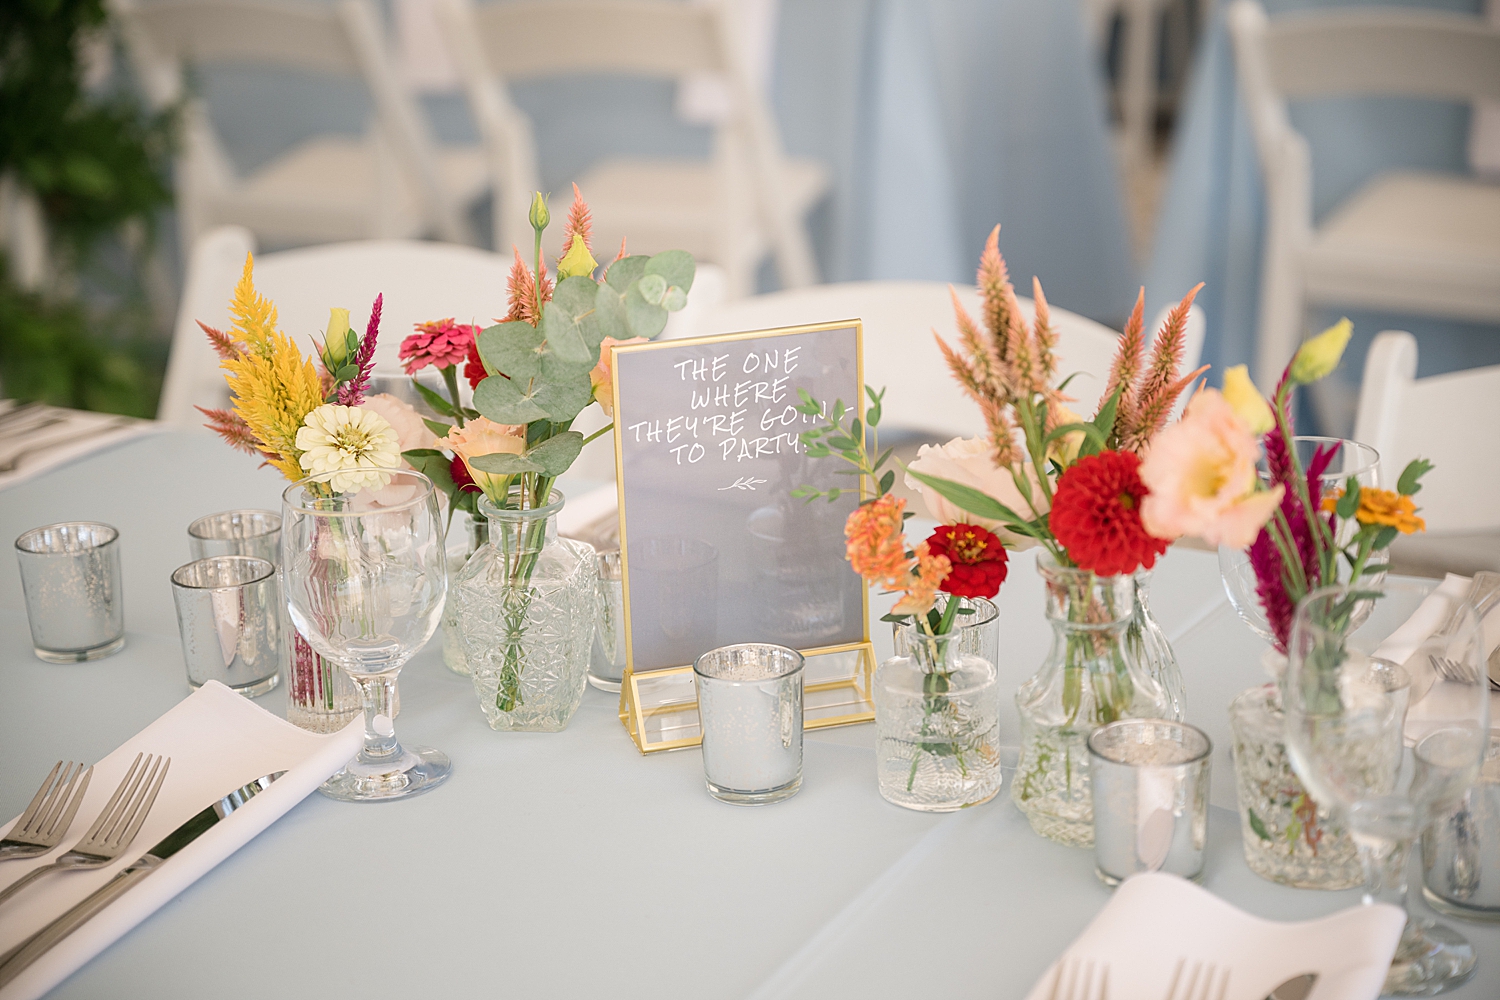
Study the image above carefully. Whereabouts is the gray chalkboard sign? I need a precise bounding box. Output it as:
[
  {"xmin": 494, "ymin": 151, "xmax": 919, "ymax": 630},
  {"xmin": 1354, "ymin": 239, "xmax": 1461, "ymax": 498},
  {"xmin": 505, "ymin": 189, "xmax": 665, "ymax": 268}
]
[{"xmin": 609, "ymin": 321, "xmax": 874, "ymax": 752}]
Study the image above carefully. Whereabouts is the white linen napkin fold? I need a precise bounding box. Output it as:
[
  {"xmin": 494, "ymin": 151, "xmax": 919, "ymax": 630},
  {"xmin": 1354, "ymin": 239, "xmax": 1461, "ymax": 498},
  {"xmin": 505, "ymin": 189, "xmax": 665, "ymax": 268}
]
[
  {"xmin": 0, "ymin": 682, "xmax": 361, "ymax": 1000},
  {"xmin": 1022, "ymin": 872, "xmax": 1404, "ymax": 1000},
  {"xmin": 0, "ymin": 405, "xmax": 158, "ymax": 493}
]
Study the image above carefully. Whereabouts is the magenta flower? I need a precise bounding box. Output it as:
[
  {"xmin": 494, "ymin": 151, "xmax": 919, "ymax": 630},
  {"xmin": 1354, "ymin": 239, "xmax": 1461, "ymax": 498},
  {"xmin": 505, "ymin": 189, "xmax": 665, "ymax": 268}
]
[
  {"xmin": 399, "ymin": 318, "xmax": 478, "ymax": 375},
  {"xmin": 336, "ymin": 293, "xmax": 381, "ymax": 407}
]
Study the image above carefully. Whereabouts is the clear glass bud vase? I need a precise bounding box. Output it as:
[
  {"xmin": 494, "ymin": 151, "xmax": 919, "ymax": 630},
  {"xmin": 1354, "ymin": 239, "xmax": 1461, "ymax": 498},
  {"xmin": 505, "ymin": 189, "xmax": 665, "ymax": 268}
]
[
  {"xmin": 876, "ymin": 600, "xmax": 1003, "ymax": 812},
  {"xmin": 454, "ymin": 490, "xmax": 597, "ymax": 731},
  {"xmin": 1128, "ymin": 570, "xmax": 1185, "ymax": 721},
  {"xmin": 441, "ymin": 508, "xmax": 489, "ymax": 675},
  {"xmin": 1012, "ymin": 558, "xmax": 1174, "ymax": 846}
]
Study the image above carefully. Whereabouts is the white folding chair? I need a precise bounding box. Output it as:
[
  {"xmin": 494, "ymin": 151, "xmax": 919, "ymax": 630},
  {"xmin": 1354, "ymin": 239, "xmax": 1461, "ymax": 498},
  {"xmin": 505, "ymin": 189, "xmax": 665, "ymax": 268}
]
[
  {"xmin": 1354, "ymin": 330, "xmax": 1500, "ymax": 575},
  {"xmin": 1229, "ymin": 1, "xmax": 1500, "ymax": 387},
  {"xmin": 160, "ymin": 226, "xmax": 513, "ymax": 425},
  {"xmin": 434, "ymin": 0, "xmax": 828, "ymax": 297},
  {"xmin": 113, "ymin": 0, "xmax": 489, "ymax": 253}
]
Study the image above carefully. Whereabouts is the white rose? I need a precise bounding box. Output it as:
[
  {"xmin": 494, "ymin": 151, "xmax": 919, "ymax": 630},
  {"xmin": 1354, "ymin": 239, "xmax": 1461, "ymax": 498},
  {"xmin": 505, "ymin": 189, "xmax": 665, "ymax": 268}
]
[{"xmin": 903, "ymin": 436, "xmax": 1048, "ymax": 550}]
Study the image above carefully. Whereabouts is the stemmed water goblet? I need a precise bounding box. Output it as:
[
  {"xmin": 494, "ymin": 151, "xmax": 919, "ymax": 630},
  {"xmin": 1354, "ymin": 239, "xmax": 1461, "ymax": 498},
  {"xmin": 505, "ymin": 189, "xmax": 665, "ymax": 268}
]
[
  {"xmin": 1285, "ymin": 583, "xmax": 1490, "ymax": 995},
  {"xmin": 282, "ymin": 468, "xmax": 450, "ymax": 801}
]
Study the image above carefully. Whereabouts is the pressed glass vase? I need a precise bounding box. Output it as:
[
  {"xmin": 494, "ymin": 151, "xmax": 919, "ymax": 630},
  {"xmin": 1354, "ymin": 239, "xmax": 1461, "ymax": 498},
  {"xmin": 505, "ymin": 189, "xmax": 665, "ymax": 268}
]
[
  {"xmin": 440, "ymin": 508, "xmax": 489, "ymax": 675},
  {"xmin": 454, "ymin": 490, "xmax": 597, "ymax": 732},
  {"xmin": 1012, "ymin": 558, "xmax": 1175, "ymax": 846},
  {"xmin": 876, "ymin": 598, "xmax": 1002, "ymax": 812},
  {"xmin": 1128, "ymin": 570, "xmax": 1185, "ymax": 720}
]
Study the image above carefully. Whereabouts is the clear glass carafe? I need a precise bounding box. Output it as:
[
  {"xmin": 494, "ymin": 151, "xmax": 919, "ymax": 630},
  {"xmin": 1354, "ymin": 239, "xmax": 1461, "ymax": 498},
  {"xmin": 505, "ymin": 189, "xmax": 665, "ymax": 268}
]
[
  {"xmin": 454, "ymin": 491, "xmax": 597, "ymax": 731},
  {"xmin": 876, "ymin": 605, "xmax": 1002, "ymax": 812},
  {"xmin": 1012, "ymin": 558, "xmax": 1174, "ymax": 846}
]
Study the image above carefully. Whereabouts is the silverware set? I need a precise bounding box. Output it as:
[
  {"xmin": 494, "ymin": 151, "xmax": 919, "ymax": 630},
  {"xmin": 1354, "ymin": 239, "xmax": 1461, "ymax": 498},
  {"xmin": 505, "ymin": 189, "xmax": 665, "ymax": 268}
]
[
  {"xmin": 0, "ymin": 412, "xmax": 135, "ymax": 474},
  {"xmin": 0, "ymin": 754, "xmax": 170, "ymax": 906}
]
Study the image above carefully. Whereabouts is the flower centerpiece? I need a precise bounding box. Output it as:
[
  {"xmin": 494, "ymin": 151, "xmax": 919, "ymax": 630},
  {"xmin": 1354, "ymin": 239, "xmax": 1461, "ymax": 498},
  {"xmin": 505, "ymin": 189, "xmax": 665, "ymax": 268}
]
[
  {"xmin": 1209, "ymin": 321, "xmax": 1434, "ymax": 888},
  {"xmin": 445, "ymin": 185, "xmax": 695, "ymax": 731},
  {"xmin": 197, "ymin": 257, "xmax": 400, "ymax": 732}
]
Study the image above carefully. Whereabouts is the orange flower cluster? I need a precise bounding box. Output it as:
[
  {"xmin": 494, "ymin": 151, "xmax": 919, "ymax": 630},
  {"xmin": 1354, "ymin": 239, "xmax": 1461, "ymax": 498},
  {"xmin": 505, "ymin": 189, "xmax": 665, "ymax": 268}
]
[
  {"xmin": 844, "ymin": 494, "xmax": 952, "ymax": 614},
  {"xmin": 892, "ymin": 542, "xmax": 953, "ymax": 616},
  {"xmin": 1322, "ymin": 488, "xmax": 1426, "ymax": 535}
]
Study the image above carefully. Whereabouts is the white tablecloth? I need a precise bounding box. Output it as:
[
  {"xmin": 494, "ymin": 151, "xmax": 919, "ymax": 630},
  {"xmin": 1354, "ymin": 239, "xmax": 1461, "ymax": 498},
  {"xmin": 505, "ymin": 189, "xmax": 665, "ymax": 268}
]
[{"xmin": 1, "ymin": 429, "xmax": 1496, "ymax": 998}]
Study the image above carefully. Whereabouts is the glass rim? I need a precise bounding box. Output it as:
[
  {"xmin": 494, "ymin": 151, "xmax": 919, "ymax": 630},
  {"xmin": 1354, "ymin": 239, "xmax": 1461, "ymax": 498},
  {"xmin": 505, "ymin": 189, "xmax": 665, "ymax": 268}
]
[
  {"xmin": 1085, "ymin": 718, "xmax": 1213, "ymax": 766},
  {"xmin": 1277, "ymin": 436, "xmax": 1381, "ymax": 481},
  {"xmin": 171, "ymin": 555, "xmax": 276, "ymax": 590},
  {"xmin": 282, "ymin": 468, "xmax": 435, "ymax": 516},
  {"xmin": 187, "ymin": 509, "xmax": 282, "ymax": 540},
  {"xmin": 693, "ymin": 642, "xmax": 805, "ymax": 682},
  {"xmin": 894, "ymin": 595, "xmax": 999, "ymax": 631},
  {"xmin": 476, "ymin": 488, "xmax": 566, "ymax": 520},
  {"xmin": 15, "ymin": 521, "xmax": 119, "ymax": 554}
]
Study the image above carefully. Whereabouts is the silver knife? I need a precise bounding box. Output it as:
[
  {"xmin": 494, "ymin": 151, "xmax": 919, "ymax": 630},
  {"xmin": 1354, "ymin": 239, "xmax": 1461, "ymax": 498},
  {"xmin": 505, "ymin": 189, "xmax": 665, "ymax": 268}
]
[{"xmin": 0, "ymin": 771, "xmax": 285, "ymax": 988}]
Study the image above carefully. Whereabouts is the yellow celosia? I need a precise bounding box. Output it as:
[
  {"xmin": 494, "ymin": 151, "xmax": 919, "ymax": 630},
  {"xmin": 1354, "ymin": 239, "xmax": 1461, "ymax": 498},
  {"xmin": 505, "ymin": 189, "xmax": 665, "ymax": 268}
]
[
  {"xmin": 1221, "ymin": 365, "xmax": 1274, "ymax": 434},
  {"xmin": 220, "ymin": 254, "xmax": 327, "ymax": 481}
]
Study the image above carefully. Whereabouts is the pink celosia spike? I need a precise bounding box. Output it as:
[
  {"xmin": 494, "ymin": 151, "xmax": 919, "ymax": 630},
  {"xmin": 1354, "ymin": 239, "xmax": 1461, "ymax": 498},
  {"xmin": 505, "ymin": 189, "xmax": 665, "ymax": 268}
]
[
  {"xmin": 198, "ymin": 320, "xmax": 243, "ymax": 362},
  {"xmin": 559, "ymin": 182, "xmax": 593, "ymax": 257}
]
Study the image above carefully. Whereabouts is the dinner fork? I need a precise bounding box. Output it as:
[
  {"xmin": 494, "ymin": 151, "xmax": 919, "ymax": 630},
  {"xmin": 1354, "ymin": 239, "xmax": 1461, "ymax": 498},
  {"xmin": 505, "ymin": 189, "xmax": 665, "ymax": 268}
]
[
  {"xmin": 0, "ymin": 762, "xmax": 93, "ymax": 862},
  {"xmin": 1047, "ymin": 958, "xmax": 1109, "ymax": 1000},
  {"xmin": 1163, "ymin": 959, "xmax": 1229, "ymax": 1000},
  {"xmin": 0, "ymin": 753, "xmax": 169, "ymax": 906},
  {"xmin": 1429, "ymin": 653, "xmax": 1498, "ymax": 691}
]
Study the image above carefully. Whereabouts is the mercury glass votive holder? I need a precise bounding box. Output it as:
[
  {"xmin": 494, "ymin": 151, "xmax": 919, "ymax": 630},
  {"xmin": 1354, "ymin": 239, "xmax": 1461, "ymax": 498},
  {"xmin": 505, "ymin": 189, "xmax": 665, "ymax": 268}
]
[
  {"xmin": 693, "ymin": 643, "xmax": 804, "ymax": 805},
  {"xmin": 15, "ymin": 522, "xmax": 126, "ymax": 662},
  {"xmin": 187, "ymin": 509, "xmax": 281, "ymax": 563},
  {"xmin": 170, "ymin": 556, "xmax": 281, "ymax": 697},
  {"xmin": 1088, "ymin": 719, "xmax": 1212, "ymax": 886}
]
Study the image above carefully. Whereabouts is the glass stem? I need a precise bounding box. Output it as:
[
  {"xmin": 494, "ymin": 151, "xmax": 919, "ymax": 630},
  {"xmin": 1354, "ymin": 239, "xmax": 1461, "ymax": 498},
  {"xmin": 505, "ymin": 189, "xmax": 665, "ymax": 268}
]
[
  {"xmin": 1355, "ymin": 831, "xmax": 1412, "ymax": 912},
  {"xmin": 354, "ymin": 672, "xmax": 401, "ymax": 763}
]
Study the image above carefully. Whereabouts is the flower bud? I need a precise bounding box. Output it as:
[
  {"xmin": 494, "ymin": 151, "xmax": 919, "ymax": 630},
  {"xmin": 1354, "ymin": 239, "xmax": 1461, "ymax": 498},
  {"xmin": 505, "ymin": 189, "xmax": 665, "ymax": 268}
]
[
  {"xmin": 1221, "ymin": 365, "xmax": 1274, "ymax": 434},
  {"xmin": 556, "ymin": 238, "xmax": 598, "ymax": 280},
  {"xmin": 1289, "ymin": 318, "xmax": 1351, "ymax": 385},
  {"xmin": 324, "ymin": 308, "xmax": 352, "ymax": 367},
  {"xmin": 528, "ymin": 191, "xmax": 549, "ymax": 233}
]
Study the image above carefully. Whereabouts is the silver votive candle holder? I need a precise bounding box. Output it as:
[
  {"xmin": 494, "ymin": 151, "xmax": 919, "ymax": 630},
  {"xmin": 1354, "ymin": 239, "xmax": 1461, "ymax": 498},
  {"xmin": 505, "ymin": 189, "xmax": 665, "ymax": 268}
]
[
  {"xmin": 187, "ymin": 509, "xmax": 281, "ymax": 563},
  {"xmin": 693, "ymin": 643, "xmax": 804, "ymax": 805},
  {"xmin": 170, "ymin": 555, "xmax": 281, "ymax": 697},
  {"xmin": 1423, "ymin": 734, "xmax": 1500, "ymax": 922},
  {"xmin": 1088, "ymin": 719, "xmax": 1212, "ymax": 885},
  {"xmin": 15, "ymin": 521, "xmax": 126, "ymax": 662}
]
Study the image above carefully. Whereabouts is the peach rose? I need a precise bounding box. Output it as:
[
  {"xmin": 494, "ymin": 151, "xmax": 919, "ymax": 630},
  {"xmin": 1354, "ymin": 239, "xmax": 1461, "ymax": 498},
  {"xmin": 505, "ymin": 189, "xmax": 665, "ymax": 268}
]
[
  {"xmin": 904, "ymin": 436, "xmax": 1047, "ymax": 550},
  {"xmin": 590, "ymin": 336, "xmax": 648, "ymax": 417},
  {"xmin": 362, "ymin": 393, "xmax": 440, "ymax": 454},
  {"xmin": 1138, "ymin": 388, "xmax": 1284, "ymax": 547},
  {"xmin": 437, "ymin": 416, "xmax": 527, "ymax": 502}
]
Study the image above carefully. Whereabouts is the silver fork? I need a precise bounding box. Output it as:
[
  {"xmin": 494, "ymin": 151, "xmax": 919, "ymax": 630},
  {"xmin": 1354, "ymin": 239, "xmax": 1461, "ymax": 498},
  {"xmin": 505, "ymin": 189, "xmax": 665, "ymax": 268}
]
[
  {"xmin": 0, "ymin": 753, "xmax": 169, "ymax": 906},
  {"xmin": 1429, "ymin": 653, "xmax": 1497, "ymax": 690},
  {"xmin": 1163, "ymin": 959, "xmax": 1229, "ymax": 1000},
  {"xmin": 0, "ymin": 762, "xmax": 93, "ymax": 861},
  {"xmin": 1048, "ymin": 958, "xmax": 1109, "ymax": 1000}
]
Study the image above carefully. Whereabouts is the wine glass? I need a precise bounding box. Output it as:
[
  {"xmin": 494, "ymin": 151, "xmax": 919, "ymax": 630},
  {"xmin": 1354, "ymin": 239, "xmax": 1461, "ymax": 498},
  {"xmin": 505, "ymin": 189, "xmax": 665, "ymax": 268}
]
[
  {"xmin": 1285, "ymin": 583, "xmax": 1490, "ymax": 995},
  {"xmin": 282, "ymin": 469, "xmax": 451, "ymax": 801},
  {"xmin": 1219, "ymin": 437, "xmax": 1381, "ymax": 644}
]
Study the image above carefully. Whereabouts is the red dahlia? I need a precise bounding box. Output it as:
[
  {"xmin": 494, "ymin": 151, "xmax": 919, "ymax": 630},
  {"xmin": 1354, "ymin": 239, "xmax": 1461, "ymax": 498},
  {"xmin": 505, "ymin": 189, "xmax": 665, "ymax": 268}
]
[
  {"xmin": 450, "ymin": 453, "xmax": 480, "ymax": 492},
  {"xmin": 1049, "ymin": 450, "xmax": 1168, "ymax": 576},
  {"xmin": 924, "ymin": 523, "xmax": 1008, "ymax": 599}
]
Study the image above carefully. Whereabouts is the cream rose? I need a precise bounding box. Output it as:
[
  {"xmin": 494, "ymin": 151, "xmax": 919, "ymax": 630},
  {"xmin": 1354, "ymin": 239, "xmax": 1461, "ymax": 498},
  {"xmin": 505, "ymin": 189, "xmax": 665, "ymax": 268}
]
[{"xmin": 904, "ymin": 436, "xmax": 1047, "ymax": 550}]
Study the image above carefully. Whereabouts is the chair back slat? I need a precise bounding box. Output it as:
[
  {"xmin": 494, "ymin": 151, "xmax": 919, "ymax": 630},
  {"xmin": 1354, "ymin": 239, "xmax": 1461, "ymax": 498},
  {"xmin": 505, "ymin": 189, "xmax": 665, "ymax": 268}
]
[
  {"xmin": 1264, "ymin": 11, "xmax": 1500, "ymax": 103},
  {"xmin": 469, "ymin": 1, "xmax": 723, "ymax": 80},
  {"xmin": 130, "ymin": 1, "xmax": 362, "ymax": 75}
]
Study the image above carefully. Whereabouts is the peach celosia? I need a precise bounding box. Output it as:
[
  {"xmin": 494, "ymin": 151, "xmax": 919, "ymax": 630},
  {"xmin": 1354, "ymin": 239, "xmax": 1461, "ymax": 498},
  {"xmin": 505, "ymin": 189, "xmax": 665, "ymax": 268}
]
[
  {"xmin": 1138, "ymin": 388, "xmax": 1284, "ymax": 548},
  {"xmin": 844, "ymin": 494, "xmax": 910, "ymax": 590},
  {"xmin": 891, "ymin": 542, "xmax": 952, "ymax": 616}
]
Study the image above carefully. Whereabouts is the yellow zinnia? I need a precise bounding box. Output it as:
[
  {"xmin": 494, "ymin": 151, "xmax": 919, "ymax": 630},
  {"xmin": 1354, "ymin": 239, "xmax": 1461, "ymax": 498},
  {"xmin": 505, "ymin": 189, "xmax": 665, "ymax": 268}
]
[{"xmin": 1322, "ymin": 487, "xmax": 1426, "ymax": 534}]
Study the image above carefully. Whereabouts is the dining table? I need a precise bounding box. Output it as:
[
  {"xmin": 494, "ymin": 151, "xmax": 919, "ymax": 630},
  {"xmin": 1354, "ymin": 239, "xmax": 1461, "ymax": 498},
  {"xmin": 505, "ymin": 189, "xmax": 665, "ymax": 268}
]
[{"xmin": 2, "ymin": 427, "xmax": 1498, "ymax": 998}]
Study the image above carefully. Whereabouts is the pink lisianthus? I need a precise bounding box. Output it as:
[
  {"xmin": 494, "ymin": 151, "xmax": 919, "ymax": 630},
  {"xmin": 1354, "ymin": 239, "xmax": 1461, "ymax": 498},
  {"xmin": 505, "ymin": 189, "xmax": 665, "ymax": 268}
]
[
  {"xmin": 400, "ymin": 318, "xmax": 479, "ymax": 375},
  {"xmin": 590, "ymin": 336, "xmax": 648, "ymax": 417},
  {"xmin": 1138, "ymin": 388, "xmax": 1283, "ymax": 548}
]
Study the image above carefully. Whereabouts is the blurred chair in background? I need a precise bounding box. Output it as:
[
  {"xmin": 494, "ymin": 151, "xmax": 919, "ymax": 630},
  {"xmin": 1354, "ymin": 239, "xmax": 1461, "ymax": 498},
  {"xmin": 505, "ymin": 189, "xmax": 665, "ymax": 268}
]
[
  {"xmin": 112, "ymin": 0, "xmax": 489, "ymax": 254},
  {"xmin": 434, "ymin": 0, "xmax": 827, "ymax": 297},
  {"xmin": 1229, "ymin": 1, "xmax": 1500, "ymax": 388},
  {"xmin": 1354, "ymin": 330, "xmax": 1500, "ymax": 575}
]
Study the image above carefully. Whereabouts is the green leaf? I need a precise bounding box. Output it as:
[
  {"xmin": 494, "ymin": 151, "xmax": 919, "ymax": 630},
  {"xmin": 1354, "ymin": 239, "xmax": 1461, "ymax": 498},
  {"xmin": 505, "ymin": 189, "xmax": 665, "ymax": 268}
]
[
  {"xmin": 478, "ymin": 322, "xmax": 545, "ymax": 382},
  {"xmin": 604, "ymin": 255, "xmax": 649, "ymax": 290},
  {"xmin": 661, "ymin": 285, "xmax": 687, "ymax": 311},
  {"xmin": 879, "ymin": 613, "xmax": 912, "ymax": 624},
  {"xmin": 470, "ymin": 451, "xmax": 542, "ymax": 475},
  {"xmin": 346, "ymin": 329, "xmax": 360, "ymax": 355},
  {"xmin": 403, "ymin": 448, "xmax": 457, "ymax": 496},
  {"xmin": 1397, "ymin": 458, "xmax": 1434, "ymax": 496},
  {"xmin": 422, "ymin": 417, "xmax": 453, "ymax": 439},
  {"xmin": 826, "ymin": 435, "xmax": 854, "ymax": 450},
  {"xmin": 864, "ymin": 385, "xmax": 883, "ymax": 427},
  {"xmin": 539, "ymin": 302, "xmax": 591, "ymax": 367},
  {"xmin": 551, "ymin": 276, "xmax": 598, "ymax": 323},
  {"xmin": 874, "ymin": 446, "xmax": 894, "ymax": 471},
  {"xmin": 1335, "ymin": 479, "xmax": 1361, "ymax": 520},
  {"xmin": 1372, "ymin": 525, "xmax": 1399, "ymax": 550},
  {"xmin": 525, "ymin": 431, "xmax": 585, "ymax": 477},
  {"xmin": 1247, "ymin": 808, "xmax": 1271, "ymax": 842},
  {"xmin": 473, "ymin": 373, "xmax": 550, "ymax": 424},
  {"xmin": 643, "ymin": 249, "xmax": 695, "ymax": 292},
  {"xmin": 589, "ymin": 283, "xmax": 628, "ymax": 343},
  {"xmin": 334, "ymin": 364, "xmax": 359, "ymax": 382},
  {"xmin": 1085, "ymin": 385, "xmax": 1124, "ymax": 457},
  {"xmin": 879, "ymin": 469, "xmax": 895, "ymax": 495},
  {"xmin": 904, "ymin": 466, "xmax": 1035, "ymax": 528},
  {"xmin": 830, "ymin": 399, "xmax": 846, "ymax": 425},
  {"xmin": 636, "ymin": 273, "xmax": 667, "ymax": 305},
  {"xmin": 624, "ymin": 284, "xmax": 668, "ymax": 339},
  {"xmin": 1042, "ymin": 421, "xmax": 1106, "ymax": 450},
  {"xmin": 411, "ymin": 380, "xmax": 458, "ymax": 417}
]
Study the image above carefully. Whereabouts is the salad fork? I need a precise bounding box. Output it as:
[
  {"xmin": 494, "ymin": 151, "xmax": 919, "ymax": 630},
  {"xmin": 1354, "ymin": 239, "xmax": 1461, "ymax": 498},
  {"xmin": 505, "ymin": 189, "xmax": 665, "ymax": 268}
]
[
  {"xmin": 1048, "ymin": 958, "xmax": 1109, "ymax": 1000},
  {"xmin": 0, "ymin": 753, "xmax": 169, "ymax": 906},
  {"xmin": 1163, "ymin": 959, "xmax": 1229, "ymax": 1000},
  {"xmin": 0, "ymin": 762, "xmax": 93, "ymax": 862}
]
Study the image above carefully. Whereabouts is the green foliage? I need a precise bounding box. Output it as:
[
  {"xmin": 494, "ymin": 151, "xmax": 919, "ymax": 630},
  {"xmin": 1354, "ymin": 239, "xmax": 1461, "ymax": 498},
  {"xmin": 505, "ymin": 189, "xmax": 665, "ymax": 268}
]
[
  {"xmin": 1397, "ymin": 458, "xmax": 1434, "ymax": 497},
  {"xmin": 789, "ymin": 385, "xmax": 892, "ymax": 505}
]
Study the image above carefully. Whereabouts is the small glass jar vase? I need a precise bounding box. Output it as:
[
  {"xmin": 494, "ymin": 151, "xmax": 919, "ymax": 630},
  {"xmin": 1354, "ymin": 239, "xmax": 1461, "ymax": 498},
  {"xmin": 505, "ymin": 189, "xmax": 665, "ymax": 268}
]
[
  {"xmin": 1128, "ymin": 570, "xmax": 1185, "ymax": 721},
  {"xmin": 1228, "ymin": 683, "xmax": 1362, "ymax": 889},
  {"xmin": 1012, "ymin": 558, "xmax": 1175, "ymax": 847},
  {"xmin": 876, "ymin": 600, "xmax": 1003, "ymax": 812},
  {"xmin": 286, "ymin": 630, "xmax": 362, "ymax": 733},
  {"xmin": 454, "ymin": 490, "xmax": 597, "ymax": 732},
  {"xmin": 440, "ymin": 508, "xmax": 489, "ymax": 675}
]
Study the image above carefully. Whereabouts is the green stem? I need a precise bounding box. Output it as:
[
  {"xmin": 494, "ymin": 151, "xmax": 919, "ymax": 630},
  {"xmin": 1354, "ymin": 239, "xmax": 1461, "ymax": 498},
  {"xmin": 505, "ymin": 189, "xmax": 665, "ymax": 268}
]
[
  {"xmin": 581, "ymin": 422, "xmax": 614, "ymax": 446},
  {"xmin": 441, "ymin": 364, "xmax": 465, "ymax": 428}
]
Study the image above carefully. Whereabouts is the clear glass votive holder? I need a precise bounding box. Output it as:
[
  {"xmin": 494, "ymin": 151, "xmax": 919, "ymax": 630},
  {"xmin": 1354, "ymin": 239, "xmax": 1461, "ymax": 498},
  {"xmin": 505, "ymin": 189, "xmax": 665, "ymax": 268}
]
[
  {"xmin": 693, "ymin": 643, "xmax": 804, "ymax": 805},
  {"xmin": 15, "ymin": 522, "xmax": 125, "ymax": 662},
  {"xmin": 1088, "ymin": 719, "xmax": 1212, "ymax": 886},
  {"xmin": 187, "ymin": 509, "xmax": 281, "ymax": 563},
  {"xmin": 1423, "ymin": 734, "xmax": 1500, "ymax": 922},
  {"xmin": 588, "ymin": 549, "xmax": 627, "ymax": 692},
  {"xmin": 170, "ymin": 556, "xmax": 281, "ymax": 697}
]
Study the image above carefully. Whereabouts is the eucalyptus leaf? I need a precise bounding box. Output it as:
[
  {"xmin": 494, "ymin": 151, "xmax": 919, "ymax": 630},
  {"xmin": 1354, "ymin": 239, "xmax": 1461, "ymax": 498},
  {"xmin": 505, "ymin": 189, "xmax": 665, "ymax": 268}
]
[
  {"xmin": 661, "ymin": 285, "xmax": 687, "ymax": 311},
  {"xmin": 644, "ymin": 249, "xmax": 695, "ymax": 292},
  {"xmin": 478, "ymin": 322, "xmax": 545, "ymax": 381},
  {"xmin": 589, "ymin": 283, "xmax": 627, "ymax": 344},
  {"xmin": 473, "ymin": 373, "xmax": 550, "ymax": 424},
  {"xmin": 624, "ymin": 284, "xmax": 668, "ymax": 339},
  {"xmin": 532, "ymin": 372, "xmax": 595, "ymax": 423},
  {"xmin": 604, "ymin": 255, "xmax": 649, "ymax": 290},
  {"xmin": 539, "ymin": 303, "xmax": 591, "ymax": 368},
  {"xmin": 526, "ymin": 431, "xmax": 585, "ymax": 477},
  {"xmin": 551, "ymin": 276, "xmax": 599, "ymax": 322},
  {"xmin": 636, "ymin": 273, "xmax": 667, "ymax": 305},
  {"xmin": 470, "ymin": 452, "xmax": 542, "ymax": 475}
]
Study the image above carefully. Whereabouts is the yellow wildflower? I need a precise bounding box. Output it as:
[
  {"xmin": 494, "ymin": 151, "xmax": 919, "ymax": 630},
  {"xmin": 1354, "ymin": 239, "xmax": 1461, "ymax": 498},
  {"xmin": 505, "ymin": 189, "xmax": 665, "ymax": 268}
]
[
  {"xmin": 1322, "ymin": 487, "xmax": 1426, "ymax": 534},
  {"xmin": 1221, "ymin": 365, "xmax": 1274, "ymax": 434},
  {"xmin": 1289, "ymin": 319, "xmax": 1352, "ymax": 385}
]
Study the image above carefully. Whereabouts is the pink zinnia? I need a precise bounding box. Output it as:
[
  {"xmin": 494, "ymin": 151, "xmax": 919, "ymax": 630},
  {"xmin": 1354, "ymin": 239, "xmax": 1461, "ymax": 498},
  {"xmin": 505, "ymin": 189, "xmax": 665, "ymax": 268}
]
[{"xmin": 400, "ymin": 318, "xmax": 478, "ymax": 375}]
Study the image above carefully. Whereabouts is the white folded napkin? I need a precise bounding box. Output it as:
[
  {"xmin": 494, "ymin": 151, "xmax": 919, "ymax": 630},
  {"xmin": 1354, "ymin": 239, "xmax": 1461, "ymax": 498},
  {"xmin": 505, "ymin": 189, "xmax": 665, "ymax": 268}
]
[
  {"xmin": 1370, "ymin": 573, "xmax": 1500, "ymax": 744},
  {"xmin": 0, "ymin": 682, "xmax": 361, "ymax": 1000},
  {"xmin": 1022, "ymin": 873, "xmax": 1405, "ymax": 1000},
  {"xmin": 0, "ymin": 404, "xmax": 158, "ymax": 492}
]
